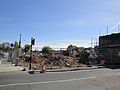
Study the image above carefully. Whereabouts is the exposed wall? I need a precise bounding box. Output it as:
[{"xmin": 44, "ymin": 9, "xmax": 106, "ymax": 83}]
[{"xmin": 98, "ymin": 33, "xmax": 120, "ymax": 64}]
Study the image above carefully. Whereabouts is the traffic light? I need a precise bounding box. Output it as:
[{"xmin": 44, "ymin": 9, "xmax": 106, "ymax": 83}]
[{"xmin": 31, "ymin": 38, "xmax": 35, "ymax": 45}]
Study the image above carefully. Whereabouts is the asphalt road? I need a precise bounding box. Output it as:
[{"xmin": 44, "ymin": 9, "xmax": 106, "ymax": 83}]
[{"xmin": 0, "ymin": 68, "xmax": 120, "ymax": 90}]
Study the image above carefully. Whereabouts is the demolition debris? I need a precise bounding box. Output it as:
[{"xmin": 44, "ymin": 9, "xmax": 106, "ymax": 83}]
[{"xmin": 22, "ymin": 45, "xmax": 92, "ymax": 69}]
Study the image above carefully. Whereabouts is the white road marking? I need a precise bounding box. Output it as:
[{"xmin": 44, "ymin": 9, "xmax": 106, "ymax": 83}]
[{"xmin": 0, "ymin": 77, "xmax": 96, "ymax": 87}]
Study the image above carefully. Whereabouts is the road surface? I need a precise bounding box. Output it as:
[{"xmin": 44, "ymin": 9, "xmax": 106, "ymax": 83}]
[{"xmin": 0, "ymin": 68, "xmax": 120, "ymax": 90}]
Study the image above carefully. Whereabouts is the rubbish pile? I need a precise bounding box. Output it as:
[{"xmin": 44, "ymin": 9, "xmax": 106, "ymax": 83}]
[
  {"xmin": 45, "ymin": 52, "xmax": 79, "ymax": 68},
  {"xmin": 22, "ymin": 55, "xmax": 47, "ymax": 69},
  {"xmin": 32, "ymin": 55, "xmax": 47, "ymax": 64},
  {"xmin": 23, "ymin": 45, "xmax": 91, "ymax": 69}
]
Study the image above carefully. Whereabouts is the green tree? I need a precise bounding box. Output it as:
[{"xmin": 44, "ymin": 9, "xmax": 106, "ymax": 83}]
[
  {"xmin": 14, "ymin": 41, "xmax": 19, "ymax": 49},
  {"xmin": 24, "ymin": 44, "xmax": 31, "ymax": 54},
  {"xmin": 1, "ymin": 43, "xmax": 5, "ymax": 50},
  {"xmin": 41, "ymin": 46, "xmax": 53, "ymax": 55},
  {"xmin": 0, "ymin": 42, "xmax": 11, "ymax": 52}
]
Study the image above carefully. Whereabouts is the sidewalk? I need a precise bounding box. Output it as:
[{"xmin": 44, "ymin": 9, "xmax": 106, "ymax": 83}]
[
  {"xmin": 0, "ymin": 62, "xmax": 23, "ymax": 73},
  {"xmin": 46, "ymin": 66, "xmax": 104, "ymax": 72},
  {"xmin": 0, "ymin": 60, "xmax": 105, "ymax": 73},
  {"xmin": 31, "ymin": 66, "xmax": 104, "ymax": 73}
]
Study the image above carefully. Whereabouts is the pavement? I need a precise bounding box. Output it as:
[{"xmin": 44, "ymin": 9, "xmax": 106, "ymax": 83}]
[
  {"xmin": 0, "ymin": 59, "xmax": 25, "ymax": 73},
  {"xmin": 0, "ymin": 60, "xmax": 104, "ymax": 73},
  {"xmin": 0, "ymin": 64, "xmax": 23, "ymax": 73},
  {"xmin": 0, "ymin": 68, "xmax": 120, "ymax": 90},
  {"xmin": 46, "ymin": 66, "xmax": 103, "ymax": 72}
]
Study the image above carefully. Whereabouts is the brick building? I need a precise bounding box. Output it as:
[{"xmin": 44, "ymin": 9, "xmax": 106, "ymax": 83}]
[{"xmin": 98, "ymin": 33, "xmax": 120, "ymax": 64}]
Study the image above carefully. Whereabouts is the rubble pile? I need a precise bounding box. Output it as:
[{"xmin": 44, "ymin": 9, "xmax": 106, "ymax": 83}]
[
  {"xmin": 32, "ymin": 55, "xmax": 47, "ymax": 64},
  {"xmin": 45, "ymin": 53, "xmax": 80, "ymax": 67},
  {"xmin": 23, "ymin": 45, "xmax": 91, "ymax": 69},
  {"xmin": 23, "ymin": 53, "xmax": 80, "ymax": 68}
]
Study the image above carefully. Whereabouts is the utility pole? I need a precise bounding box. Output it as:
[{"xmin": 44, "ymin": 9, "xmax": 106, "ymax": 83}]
[
  {"xmin": 18, "ymin": 34, "xmax": 22, "ymax": 56},
  {"xmin": 18, "ymin": 34, "xmax": 22, "ymax": 65},
  {"xmin": 118, "ymin": 24, "xmax": 120, "ymax": 33},
  {"xmin": 91, "ymin": 37, "xmax": 93, "ymax": 48},
  {"xmin": 107, "ymin": 26, "xmax": 109, "ymax": 35},
  {"xmin": 29, "ymin": 37, "xmax": 35, "ymax": 70},
  {"xmin": 95, "ymin": 38, "xmax": 97, "ymax": 46},
  {"xmin": 94, "ymin": 38, "xmax": 95, "ymax": 47},
  {"xmin": 19, "ymin": 34, "xmax": 21, "ymax": 48},
  {"xmin": 99, "ymin": 28, "xmax": 101, "ymax": 36}
]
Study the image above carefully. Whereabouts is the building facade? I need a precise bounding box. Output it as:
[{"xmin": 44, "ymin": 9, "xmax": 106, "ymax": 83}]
[{"xmin": 98, "ymin": 33, "xmax": 120, "ymax": 64}]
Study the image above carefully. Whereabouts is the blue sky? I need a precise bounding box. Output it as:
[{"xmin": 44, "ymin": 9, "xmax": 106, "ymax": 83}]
[{"xmin": 0, "ymin": 0, "xmax": 120, "ymax": 49}]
